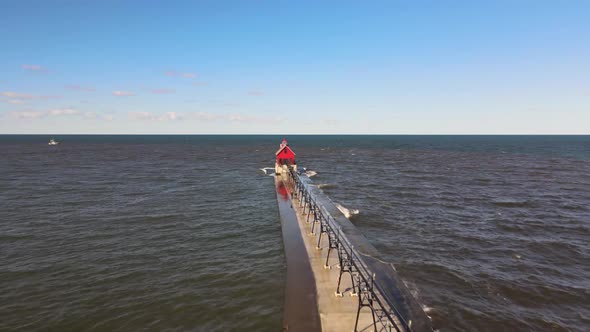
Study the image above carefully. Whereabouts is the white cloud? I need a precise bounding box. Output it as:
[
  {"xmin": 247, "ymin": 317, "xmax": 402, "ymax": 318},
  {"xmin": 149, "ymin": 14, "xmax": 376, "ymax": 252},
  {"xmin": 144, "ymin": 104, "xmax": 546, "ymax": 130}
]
[
  {"xmin": 129, "ymin": 111, "xmax": 154, "ymax": 120},
  {"xmin": 165, "ymin": 70, "xmax": 197, "ymax": 78},
  {"xmin": 85, "ymin": 112, "xmax": 113, "ymax": 121},
  {"xmin": 160, "ymin": 112, "xmax": 179, "ymax": 120},
  {"xmin": 48, "ymin": 108, "xmax": 79, "ymax": 116},
  {"xmin": 227, "ymin": 113, "xmax": 252, "ymax": 122},
  {"xmin": 21, "ymin": 64, "xmax": 46, "ymax": 71},
  {"xmin": 113, "ymin": 90, "xmax": 135, "ymax": 96},
  {"xmin": 126, "ymin": 111, "xmax": 281, "ymax": 124},
  {"xmin": 11, "ymin": 111, "xmax": 45, "ymax": 119},
  {"xmin": 10, "ymin": 108, "xmax": 80, "ymax": 119},
  {"xmin": 190, "ymin": 111, "xmax": 220, "ymax": 121},
  {"xmin": 224, "ymin": 113, "xmax": 282, "ymax": 124},
  {"xmin": 65, "ymin": 85, "xmax": 95, "ymax": 92},
  {"xmin": 129, "ymin": 111, "xmax": 182, "ymax": 121},
  {"xmin": 1, "ymin": 91, "xmax": 60, "ymax": 100},
  {"xmin": 2, "ymin": 91, "xmax": 35, "ymax": 99},
  {"xmin": 1, "ymin": 99, "xmax": 26, "ymax": 104},
  {"xmin": 185, "ymin": 112, "xmax": 240, "ymax": 122},
  {"xmin": 185, "ymin": 111, "xmax": 282, "ymax": 124},
  {"xmin": 322, "ymin": 118, "xmax": 340, "ymax": 126}
]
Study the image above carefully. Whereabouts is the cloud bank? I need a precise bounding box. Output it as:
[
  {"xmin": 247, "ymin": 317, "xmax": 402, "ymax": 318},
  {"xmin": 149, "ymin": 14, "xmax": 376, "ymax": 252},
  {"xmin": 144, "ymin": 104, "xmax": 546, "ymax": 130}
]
[
  {"xmin": 10, "ymin": 108, "xmax": 112, "ymax": 121},
  {"xmin": 129, "ymin": 111, "xmax": 180, "ymax": 121},
  {"xmin": 126, "ymin": 110, "xmax": 282, "ymax": 124},
  {"xmin": 1, "ymin": 91, "xmax": 60, "ymax": 100},
  {"xmin": 112, "ymin": 91, "xmax": 135, "ymax": 96}
]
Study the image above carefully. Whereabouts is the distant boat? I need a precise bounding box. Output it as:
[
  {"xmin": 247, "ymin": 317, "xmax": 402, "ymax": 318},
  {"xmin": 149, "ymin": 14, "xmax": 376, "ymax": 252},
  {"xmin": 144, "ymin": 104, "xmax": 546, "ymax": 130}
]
[{"xmin": 48, "ymin": 138, "xmax": 59, "ymax": 145}]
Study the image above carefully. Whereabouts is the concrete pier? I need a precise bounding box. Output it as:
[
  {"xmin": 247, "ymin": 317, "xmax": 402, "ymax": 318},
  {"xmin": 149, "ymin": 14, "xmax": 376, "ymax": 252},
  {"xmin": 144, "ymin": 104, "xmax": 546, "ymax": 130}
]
[
  {"xmin": 275, "ymin": 177, "xmax": 321, "ymax": 332},
  {"xmin": 275, "ymin": 170, "xmax": 433, "ymax": 332},
  {"xmin": 275, "ymin": 175, "xmax": 376, "ymax": 332}
]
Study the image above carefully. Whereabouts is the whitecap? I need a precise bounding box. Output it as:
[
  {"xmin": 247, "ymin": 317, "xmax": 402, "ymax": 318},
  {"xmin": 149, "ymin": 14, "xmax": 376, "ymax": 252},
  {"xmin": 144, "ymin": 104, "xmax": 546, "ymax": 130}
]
[
  {"xmin": 335, "ymin": 203, "xmax": 359, "ymax": 219},
  {"xmin": 260, "ymin": 167, "xmax": 275, "ymax": 176},
  {"xmin": 317, "ymin": 183, "xmax": 335, "ymax": 189},
  {"xmin": 421, "ymin": 304, "xmax": 434, "ymax": 313},
  {"xmin": 305, "ymin": 170, "xmax": 318, "ymax": 177},
  {"xmin": 421, "ymin": 304, "xmax": 434, "ymax": 321}
]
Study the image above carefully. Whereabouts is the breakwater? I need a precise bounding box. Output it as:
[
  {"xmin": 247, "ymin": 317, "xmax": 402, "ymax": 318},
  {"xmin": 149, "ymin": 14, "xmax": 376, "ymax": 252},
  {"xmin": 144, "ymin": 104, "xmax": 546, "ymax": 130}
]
[{"xmin": 275, "ymin": 165, "xmax": 433, "ymax": 332}]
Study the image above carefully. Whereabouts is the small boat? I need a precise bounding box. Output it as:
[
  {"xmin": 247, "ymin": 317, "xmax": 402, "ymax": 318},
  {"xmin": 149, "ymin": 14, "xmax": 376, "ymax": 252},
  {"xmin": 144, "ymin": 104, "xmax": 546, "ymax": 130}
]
[{"xmin": 48, "ymin": 138, "xmax": 59, "ymax": 145}]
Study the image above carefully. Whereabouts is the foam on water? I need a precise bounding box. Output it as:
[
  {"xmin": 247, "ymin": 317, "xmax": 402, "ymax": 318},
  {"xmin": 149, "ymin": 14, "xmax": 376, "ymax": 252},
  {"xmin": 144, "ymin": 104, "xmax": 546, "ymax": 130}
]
[
  {"xmin": 304, "ymin": 170, "xmax": 317, "ymax": 177},
  {"xmin": 260, "ymin": 167, "xmax": 275, "ymax": 175},
  {"xmin": 335, "ymin": 203, "xmax": 360, "ymax": 219},
  {"xmin": 316, "ymin": 183, "xmax": 336, "ymax": 189}
]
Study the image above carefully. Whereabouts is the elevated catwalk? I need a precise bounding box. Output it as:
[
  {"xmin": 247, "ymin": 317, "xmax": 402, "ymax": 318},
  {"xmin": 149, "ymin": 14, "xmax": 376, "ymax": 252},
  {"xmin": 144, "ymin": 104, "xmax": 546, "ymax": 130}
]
[{"xmin": 275, "ymin": 169, "xmax": 433, "ymax": 332}]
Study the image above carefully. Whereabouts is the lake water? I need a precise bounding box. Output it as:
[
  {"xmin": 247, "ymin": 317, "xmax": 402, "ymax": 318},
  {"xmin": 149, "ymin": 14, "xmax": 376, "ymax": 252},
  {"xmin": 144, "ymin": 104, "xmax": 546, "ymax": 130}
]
[{"xmin": 1, "ymin": 135, "xmax": 588, "ymax": 331}]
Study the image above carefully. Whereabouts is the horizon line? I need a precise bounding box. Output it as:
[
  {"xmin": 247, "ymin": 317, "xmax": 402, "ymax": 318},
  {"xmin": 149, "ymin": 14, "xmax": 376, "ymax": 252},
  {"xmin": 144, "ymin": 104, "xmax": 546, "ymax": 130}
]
[{"xmin": 1, "ymin": 133, "xmax": 589, "ymax": 136}]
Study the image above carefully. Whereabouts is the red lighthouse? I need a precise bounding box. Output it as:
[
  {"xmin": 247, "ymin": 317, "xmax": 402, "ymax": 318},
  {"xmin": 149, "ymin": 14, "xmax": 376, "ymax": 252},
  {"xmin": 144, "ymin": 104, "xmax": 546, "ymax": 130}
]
[{"xmin": 275, "ymin": 138, "xmax": 297, "ymax": 175}]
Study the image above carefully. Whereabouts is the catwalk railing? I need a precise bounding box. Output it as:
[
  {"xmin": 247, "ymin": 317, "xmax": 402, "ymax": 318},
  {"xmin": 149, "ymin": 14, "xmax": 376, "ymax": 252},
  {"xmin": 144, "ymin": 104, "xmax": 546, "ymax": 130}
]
[{"xmin": 284, "ymin": 166, "xmax": 414, "ymax": 332}]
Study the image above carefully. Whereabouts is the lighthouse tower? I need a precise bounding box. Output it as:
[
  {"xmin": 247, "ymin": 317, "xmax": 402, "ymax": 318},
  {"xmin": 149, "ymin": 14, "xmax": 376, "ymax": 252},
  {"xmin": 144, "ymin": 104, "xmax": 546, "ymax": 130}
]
[{"xmin": 275, "ymin": 138, "xmax": 297, "ymax": 175}]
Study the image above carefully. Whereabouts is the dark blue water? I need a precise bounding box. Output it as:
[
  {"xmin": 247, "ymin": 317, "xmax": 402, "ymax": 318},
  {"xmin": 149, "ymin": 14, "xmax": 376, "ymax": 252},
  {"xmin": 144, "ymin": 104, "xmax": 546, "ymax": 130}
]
[{"xmin": 1, "ymin": 135, "xmax": 589, "ymax": 331}]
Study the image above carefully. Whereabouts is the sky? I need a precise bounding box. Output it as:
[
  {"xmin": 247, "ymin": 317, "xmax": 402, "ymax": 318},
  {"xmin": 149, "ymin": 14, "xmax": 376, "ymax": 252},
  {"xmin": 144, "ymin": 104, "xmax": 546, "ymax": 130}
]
[{"xmin": 0, "ymin": 0, "xmax": 588, "ymax": 134}]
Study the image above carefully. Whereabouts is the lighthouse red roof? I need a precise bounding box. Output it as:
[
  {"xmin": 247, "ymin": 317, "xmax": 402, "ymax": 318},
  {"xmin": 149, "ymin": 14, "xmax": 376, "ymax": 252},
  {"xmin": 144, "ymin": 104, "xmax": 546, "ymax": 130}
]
[
  {"xmin": 275, "ymin": 138, "xmax": 296, "ymax": 156},
  {"xmin": 275, "ymin": 145, "xmax": 296, "ymax": 156}
]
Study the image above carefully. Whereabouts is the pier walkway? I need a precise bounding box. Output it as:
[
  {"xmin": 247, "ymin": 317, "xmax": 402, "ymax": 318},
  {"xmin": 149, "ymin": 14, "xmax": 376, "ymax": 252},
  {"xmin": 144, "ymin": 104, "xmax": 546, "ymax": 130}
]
[{"xmin": 275, "ymin": 167, "xmax": 433, "ymax": 332}]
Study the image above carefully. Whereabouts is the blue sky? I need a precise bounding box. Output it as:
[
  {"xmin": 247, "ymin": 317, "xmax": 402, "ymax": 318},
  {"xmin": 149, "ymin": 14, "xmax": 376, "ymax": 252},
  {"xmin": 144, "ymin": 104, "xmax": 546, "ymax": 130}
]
[{"xmin": 1, "ymin": 1, "xmax": 588, "ymax": 134}]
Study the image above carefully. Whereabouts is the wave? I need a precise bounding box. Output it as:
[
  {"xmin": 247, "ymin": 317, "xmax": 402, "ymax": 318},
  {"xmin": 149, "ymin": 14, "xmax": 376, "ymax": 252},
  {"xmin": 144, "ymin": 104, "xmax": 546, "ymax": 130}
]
[
  {"xmin": 300, "ymin": 167, "xmax": 317, "ymax": 177},
  {"xmin": 421, "ymin": 304, "xmax": 434, "ymax": 314},
  {"xmin": 492, "ymin": 199, "xmax": 532, "ymax": 208},
  {"xmin": 304, "ymin": 170, "xmax": 317, "ymax": 177},
  {"xmin": 259, "ymin": 167, "xmax": 275, "ymax": 176},
  {"xmin": 335, "ymin": 203, "xmax": 359, "ymax": 219},
  {"xmin": 421, "ymin": 304, "xmax": 435, "ymax": 322},
  {"xmin": 316, "ymin": 183, "xmax": 336, "ymax": 189}
]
